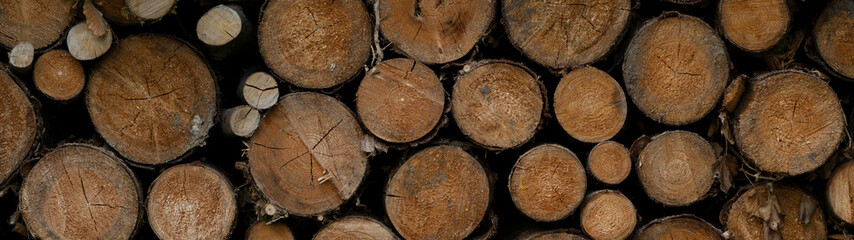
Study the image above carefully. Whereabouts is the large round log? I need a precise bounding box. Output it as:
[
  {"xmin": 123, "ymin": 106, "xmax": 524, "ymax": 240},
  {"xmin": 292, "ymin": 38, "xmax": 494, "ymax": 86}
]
[
  {"xmin": 635, "ymin": 215, "xmax": 721, "ymax": 240},
  {"xmin": 637, "ymin": 131, "xmax": 716, "ymax": 206},
  {"xmin": 0, "ymin": 0, "xmax": 75, "ymax": 50},
  {"xmin": 724, "ymin": 183, "xmax": 826, "ymax": 240},
  {"xmin": 814, "ymin": 0, "xmax": 854, "ymax": 80},
  {"xmin": 0, "ymin": 66, "xmax": 39, "ymax": 186},
  {"xmin": 313, "ymin": 216, "xmax": 397, "ymax": 240},
  {"xmin": 717, "ymin": 0, "xmax": 791, "ymax": 53},
  {"xmin": 509, "ymin": 144, "xmax": 586, "ymax": 222},
  {"xmin": 246, "ymin": 222, "xmax": 294, "ymax": 240}
]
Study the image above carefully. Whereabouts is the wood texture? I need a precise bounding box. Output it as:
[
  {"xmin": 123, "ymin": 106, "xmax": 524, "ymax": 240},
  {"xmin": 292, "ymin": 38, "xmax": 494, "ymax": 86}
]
[
  {"xmin": 8, "ymin": 41, "xmax": 33, "ymax": 71},
  {"xmin": 246, "ymin": 222, "xmax": 294, "ymax": 240},
  {"xmin": 67, "ymin": 22, "xmax": 113, "ymax": 61},
  {"xmin": 522, "ymin": 229, "xmax": 588, "ymax": 240},
  {"xmin": 220, "ymin": 105, "xmax": 260, "ymax": 138},
  {"xmin": 580, "ymin": 190, "xmax": 636, "ymax": 240},
  {"xmin": 637, "ymin": 131, "xmax": 716, "ymax": 206},
  {"xmin": 238, "ymin": 71, "xmax": 278, "ymax": 110},
  {"xmin": 587, "ymin": 141, "xmax": 631, "ymax": 185},
  {"xmin": 0, "ymin": 66, "xmax": 38, "ymax": 186},
  {"xmin": 718, "ymin": 0, "xmax": 790, "ymax": 52},
  {"xmin": 95, "ymin": 0, "xmax": 144, "ymax": 25},
  {"xmin": 826, "ymin": 161, "xmax": 854, "ymax": 224},
  {"xmin": 814, "ymin": 0, "xmax": 854, "ymax": 80},
  {"xmin": 126, "ymin": 0, "xmax": 176, "ymax": 21},
  {"xmin": 724, "ymin": 183, "xmax": 826, "ymax": 240},
  {"xmin": 313, "ymin": 216, "xmax": 397, "ymax": 240},
  {"xmin": 33, "ymin": 50, "xmax": 86, "ymax": 101},
  {"xmin": 509, "ymin": 144, "xmax": 586, "ymax": 222},
  {"xmin": 554, "ymin": 66, "xmax": 626, "ymax": 143},
  {"xmin": 635, "ymin": 215, "xmax": 721, "ymax": 240},
  {"xmin": 0, "ymin": 0, "xmax": 74, "ymax": 50}
]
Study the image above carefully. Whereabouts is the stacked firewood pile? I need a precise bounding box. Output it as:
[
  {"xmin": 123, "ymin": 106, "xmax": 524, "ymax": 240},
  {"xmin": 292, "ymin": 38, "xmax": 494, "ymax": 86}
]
[{"xmin": 1, "ymin": 0, "xmax": 854, "ymax": 239}]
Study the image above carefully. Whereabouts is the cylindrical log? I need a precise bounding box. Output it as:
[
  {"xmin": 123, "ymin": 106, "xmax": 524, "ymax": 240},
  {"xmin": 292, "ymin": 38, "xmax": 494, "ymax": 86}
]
[
  {"xmin": 721, "ymin": 74, "xmax": 746, "ymax": 113},
  {"xmin": 814, "ymin": 0, "xmax": 854, "ymax": 80},
  {"xmin": 126, "ymin": 0, "xmax": 176, "ymax": 21},
  {"xmin": 96, "ymin": 0, "xmax": 144, "ymax": 26},
  {"xmin": 452, "ymin": 61, "xmax": 544, "ymax": 149},
  {"xmin": 826, "ymin": 161, "xmax": 854, "ymax": 225},
  {"xmin": 238, "ymin": 71, "xmax": 279, "ymax": 110},
  {"xmin": 313, "ymin": 216, "xmax": 397, "ymax": 240},
  {"xmin": 554, "ymin": 66, "xmax": 626, "ymax": 143},
  {"xmin": 0, "ymin": 0, "xmax": 74, "ymax": 50},
  {"xmin": 258, "ymin": 0, "xmax": 371, "ymax": 89},
  {"xmin": 196, "ymin": 4, "xmax": 254, "ymax": 60},
  {"xmin": 637, "ymin": 131, "xmax": 716, "ymax": 206},
  {"xmin": 733, "ymin": 70, "xmax": 845, "ymax": 176},
  {"xmin": 724, "ymin": 183, "xmax": 826, "ymax": 240},
  {"xmin": 385, "ymin": 145, "xmax": 490, "ymax": 240},
  {"xmin": 221, "ymin": 105, "xmax": 260, "ymax": 138},
  {"xmin": 8, "ymin": 41, "xmax": 34, "ymax": 73},
  {"xmin": 379, "ymin": 0, "xmax": 495, "ymax": 64},
  {"xmin": 717, "ymin": 0, "xmax": 791, "ymax": 53},
  {"xmin": 587, "ymin": 141, "xmax": 631, "ymax": 185},
  {"xmin": 509, "ymin": 144, "xmax": 586, "ymax": 222},
  {"xmin": 0, "ymin": 66, "xmax": 38, "ymax": 186},
  {"xmin": 248, "ymin": 92, "xmax": 367, "ymax": 216},
  {"xmin": 356, "ymin": 58, "xmax": 445, "ymax": 144},
  {"xmin": 520, "ymin": 229, "xmax": 588, "ymax": 240},
  {"xmin": 67, "ymin": 22, "xmax": 113, "ymax": 61},
  {"xmin": 86, "ymin": 34, "xmax": 218, "ymax": 166},
  {"xmin": 20, "ymin": 144, "xmax": 142, "ymax": 240},
  {"xmin": 33, "ymin": 49, "xmax": 86, "ymax": 101},
  {"xmin": 580, "ymin": 190, "xmax": 637, "ymax": 240},
  {"xmin": 635, "ymin": 215, "xmax": 721, "ymax": 240},
  {"xmin": 502, "ymin": 0, "xmax": 631, "ymax": 68},
  {"xmin": 246, "ymin": 222, "xmax": 294, "ymax": 240},
  {"xmin": 655, "ymin": 0, "xmax": 710, "ymax": 7},
  {"xmin": 623, "ymin": 12, "xmax": 729, "ymax": 125},
  {"xmin": 146, "ymin": 163, "xmax": 237, "ymax": 240}
]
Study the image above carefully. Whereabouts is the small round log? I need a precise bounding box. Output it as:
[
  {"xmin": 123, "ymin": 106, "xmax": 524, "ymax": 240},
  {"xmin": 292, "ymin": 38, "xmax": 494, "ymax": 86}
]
[
  {"xmin": 238, "ymin": 71, "xmax": 279, "ymax": 110},
  {"xmin": 33, "ymin": 49, "xmax": 86, "ymax": 101},
  {"xmin": 196, "ymin": 4, "xmax": 254, "ymax": 60},
  {"xmin": 580, "ymin": 190, "xmax": 637, "ymax": 240},
  {"xmin": 724, "ymin": 183, "xmax": 826, "ymax": 240},
  {"xmin": 554, "ymin": 66, "xmax": 626, "ymax": 143},
  {"xmin": 509, "ymin": 144, "xmax": 586, "ymax": 222},
  {"xmin": 587, "ymin": 141, "xmax": 631, "ymax": 185},
  {"xmin": 8, "ymin": 41, "xmax": 34, "ymax": 73},
  {"xmin": 246, "ymin": 222, "xmax": 294, "ymax": 240},
  {"xmin": 637, "ymin": 131, "xmax": 716, "ymax": 206},
  {"xmin": 67, "ymin": 22, "xmax": 113, "ymax": 61},
  {"xmin": 126, "ymin": 0, "xmax": 176, "ymax": 21},
  {"xmin": 718, "ymin": 0, "xmax": 791, "ymax": 53},
  {"xmin": 521, "ymin": 229, "xmax": 588, "ymax": 240},
  {"xmin": 313, "ymin": 216, "xmax": 397, "ymax": 240},
  {"xmin": 221, "ymin": 105, "xmax": 260, "ymax": 138},
  {"xmin": 826, "ymin": 161, "xmax": 854, "ymax": 225},
  {"xmin": 0, "ymin": 0, "xmax": 75, "ymax": 50},
  {"xmin": 814, "ymin": 0, "xmax": 854, "ymax": 80},
  {"xmin": 0, "ymin": 66, "xmax": 39, "ymax": 186}
]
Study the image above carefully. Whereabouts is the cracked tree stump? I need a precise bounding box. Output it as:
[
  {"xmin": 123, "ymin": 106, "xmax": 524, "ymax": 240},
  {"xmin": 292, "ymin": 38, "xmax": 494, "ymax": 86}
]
[
  {"xmin": 248, "ymin": 92, "xmax": 367, "ymax": 216},
  {"xmin": 378, "ymin": 0, "xmax": 495, "ymax": 64},
  {"xmin": 0, "ymin": 66, "xmax": 38, "ymax": 187},
  {"xmin": 196, "ymin": 4, "xmax": 254, "ymax": 60},
  {"xmin": 635, "ymin": 215, "xmax": 721, "ymax": 240},
  {"xmin": 33, "ymin": 49, "xmax": 86, "ymax": 101},
  {"xmin": 19, "ymin": 144, "xmax": 142, "ymax": 240},
  {"xmin": 827, "ymin": 161, "xmax": 854, "ymax": 225},
  {"xmin": 147, "ymin": 163, "xmax": 237, "ymax": 240},
  {"xmin": 637, "ymin": 131, "xmax": 716, "ymax": 206},
  {"xmin": 313, "ymin": 216, "xmax": 397, "ymax": 240},
  {"xmin": 587, "ymin": 141, "xmax": 631, "ymax": 185},
  {"xmin": 356, "ymin": 58, "xmax": 445, "ymax": 144},
  {"xmin": 238, "ymin": 71, "xmax": 279, "ymax": 110},
  {"xmin": 520, "ymin": 229, "xmax": 588, "ymax": 240},
  {"xmin": 502, "ymin": 0, "xmax": 631, "ymax": 69},
  {"xmin": 509, "ymin": 144, "xmax": 586, "ymax": 222},
  {"xmin": 814, "ymin": 0, "xmax": 854, "ymax": 80},
  {"xmin": 96, "ymin": 0, "xmax": 144, "ymax": 26},
  {"xmin": 723, "ymin": 183, "xmax": 826, "ymax": 240},
  {"xmin": 8, "ymin": 41, "xmax": 34, "ymax": 73},
  {"xmin": 385, "ymin": 145, "xmax": 490, "ymax": 240},
  {"xmin": 258, "ymin": 0, "xmax": 371, "ymax": 89},
  {"xmin": 247, "ymin": 222, "xmax": 294, "ymax": 240},
  {"xmin": 221, "ymin": 105, "xmax": 260, "ymax": 138},
  {"xmin": 733, "ymin": 70, "xmax": 844, "ymax": 176},
  {"xmin": 0, "ymin": 0, "xmax": 74, "ymax": 50},
  {"xmin": 718, "ymin": 0, "xmax": 790, "ymax": 53},
  {"xmin": 67, "ymin": 22, "xmax": 113, "ymax": 61},
  {"xmin": 452, "ymin": 61, "xmax": 544, "ymax": 149},
  {"xmin": 126, "ymin": 0, "xmax": 176, "ymax": 21},
  {"xmin": 554, "ymin": 66, "xmax": 626, "ymax": 143},
  {"xmin": 86, "ymin": 34, "xmax": 218, "ymax": 166},
  {"xmin": 580, "ymin": 190, "xmax": 636, "ymax": 240},
  {"xmin": 623, "ymin": 12, "xmax": 729, "ymax": 125}
]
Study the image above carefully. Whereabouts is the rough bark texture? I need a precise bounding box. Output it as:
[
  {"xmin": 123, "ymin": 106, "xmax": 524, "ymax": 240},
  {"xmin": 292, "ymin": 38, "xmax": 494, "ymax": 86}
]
[
  {"xmin": 554, "ymin": 66, "xmax": 626, "ymax": 143},
  {"xmin": 0, "ymin": 0, "xmax": 75, "ymax": 50},
  {"xmin": 67, "ymin": 22, "xmax": 113, "ymax": 61},
  {"xmin": 724, "ymin": 183, "xmax": 826, "ymax": 240},
  {"xmin": 246, "ymin": 222, "xmax": 294, "ymax": 240},
  {"xmin": 580, "ymin": 190, "xmax": 636, "ymax": 240},
  {"xmin": 637, "ymin": 131, "xmax": 716, "ymax": 206},
  {"xmin": 238, "ymin": 71, "xmax": 279, "ymax": 110},
  {"xmin": 33, "ymin": 50, "xmax": 86, "ymax": 101},
  {"xmin": 509, "ymin": 144, "xmax": 586, "ymax": 222},
  {"xmin": 814, "ymin": 0, "xmax": 854, "ymax": 80},
  {"xmin": 0, "ymin": 66, "xmax": 38, "ymax": 186},
  {"xmin": 312, "ymin": 216, "xmax": 397, "ymax": 240},
  {"xmin": 718, "ymin": 0, "xmax": 790, "ymax": 53},
  {"xmin": 635, "ymin": 215, "xmax": 721, "ymax": 240},
  {"xmin": 587, "ymin": 141, "xmax": 631, "ymax": 185}
]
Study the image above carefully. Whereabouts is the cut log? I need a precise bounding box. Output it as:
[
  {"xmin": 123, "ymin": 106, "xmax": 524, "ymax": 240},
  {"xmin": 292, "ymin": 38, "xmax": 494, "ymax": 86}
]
[
  {"xmin": 248, "ymin": 92, "xmax": 367, "ymax": 216},
  {"xmin": 313, "ymin": 216, "xmax": 397, "ymax": 240},
  {"xmin": 509, "ymin": 144, "xmax": 586, "ymax": 222},
  {"xmin": 635, "ymin": 215, "xmax": 721, "ymax": 240},
  {"xmin": 67, "ymin": 22, "xmax": 113, "ymax": 61},
  {"xmin": 33, "ymin": 49, "xmax": 86, "ymax": 101},
  {"xmin": 246, "ymin": 222, "xmax": 294, "ymax": 240},
  {"xmin": 238, "ymin": 71, "xmax": 279, "ymax": 110},
  {"xmin": 126, "ymin": 0, "xmax": 176, "ymax": 21},
  {"xmin": 19, "ymin": 144, "xmax": 142, "ymax": 240},
  {"xmin": 587, "ymin": 141, "xmax": 631, "ymax": 185},
  {"xmin": 733, "ymin": 70, "xmax": 844, "ymax": 176},
  {"xmin": 8, "ymin": 41, "xmax": 34, "ymax": 73},
  {"xmin": 724, "ymin": 183, "xmax": 826, "ymax": 240},
  {"xmin": 521, "ymin": 229, "xmax": 588, "ymax": 240},
  {"xmin": 502, "ymin": 0, "xmax": 631, "ymax": 68},
  {"xmin": 356, "ymin": 58, "xmax": 445, "ymax": 143},
  {"xmin": 826, "ymin": 161, "xmax": 854, "ymax": 225},
  {"xmin": 656, "ymin": 0, "xmax": 709, "ymax": 7},
  {"xmin": 452, "ymin": 61, "xmax": 544, "ymax": 149},
  {"xmin": 196, "ymin": 4, "xmax": 253, "ymax": 60},
  {"xmin": 378, "ymin": 0, "xmax": 495, "ymax": 64},
  {"xmin": 718, "ymin": 0, "xmax": 791, "ymax": 52},
  {"xmin": 0, "ymin": 0, "xmax": 75, "ymax": 50},
  {"xmin": 0, "ymin": 66, "xmax": 38, "ymax": 186},
  {"xmin": 637, "ymin": 131, "xmax": 716, "ymax": 206},
  {"xmin": 221, "ymin": 105, "xmax": 260, "ymax": 138},
  {"xmin": 814, "ymin": 0, "xmax": 854, "ymax": 80},
  {"xmin": 96, "ymin": 0, "xmax": 144, "ymax": 25},
  {"xmin": 580, "ymin": 190, "xmax": 637, "ymax": 240},
  {"xmin": 147, "ymin": 163, "xmax": 237, "ymax": 240},
  {"xmin": 385, "ymin": 145, "xmax": 490, "ymax": 240},
  {"xmin": 86, "ymin": 34, "xmax": 218, "ymax": 166},
  {"xmin": 721, "ymin": 74, "xmax": 746, "ymax": 113},
  {"xmin": 623, "ymin": 12, "xmax": 729, "ymax": 125},
  {"xmin": 554, "ymin": 66, "xmax": 626, "ymax": 143},
  {"xmin": 258, "ymin": 0, "xmax": 371, "ymax": 89}
]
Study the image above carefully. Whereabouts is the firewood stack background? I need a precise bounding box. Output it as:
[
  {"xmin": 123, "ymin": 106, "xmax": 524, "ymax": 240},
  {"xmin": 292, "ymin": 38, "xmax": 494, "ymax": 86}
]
[{"xmin": 1, "ymin": 0, "xmax": 854, "ymax": 239}]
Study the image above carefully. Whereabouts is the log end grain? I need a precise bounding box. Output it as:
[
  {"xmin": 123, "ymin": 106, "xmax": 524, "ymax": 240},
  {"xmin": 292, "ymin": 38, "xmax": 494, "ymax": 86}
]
[
  {"xmin": 733, "ymin": 70, "xmax": 845, "ymax": 176},
  {"xmin": 725, "ymin": 184, "xmax": 826, "ymax": 240},
  {"xmin": 0, "ymin": 0, "xmax": 74, "ymax": 49},
  {"xmin": 248, "ymin": 92, "xmax": 366, "ymax": 216},
  {"xmin": 826, "ymin": 161, "xmax": 854, "ymax": 224},
  {"xmin": 86, "ymin": 34, "xmax": 217, "ymax": 166},
  {"xmin": 554, "ymin": 66, "xmax": 626, "ymax": 143},
  {"xmin": 356, "ymin": 58, "xmax": 445, "ymax": 143},
  {"xmin": 239, "ymin": 72, "xmax": 279, "ymax": 110},
  {"xmin": 523, "ymin": 229, "xmax": 589, "ymax": 240},
  {"xmin": 8, "ymin": 41, "xmax": 34, "ymax": 69},
  {"xmin": 623, "ymin": 13, "xmax": 729, "ymax": 125},
  {"xmin": 721, "ymin": 74, "xmax": 746, "ymax": 113},
  {"xmin": 147, "ymin": 163, "xmax": 237, "ymax": 240},
  {"xmin": 0, "ymin": 68, "xmax": 38, "ymax": 185},
  {"xmin": 67, "ymin": 22, "xmax": 113, "ymax": 61},
  {"xmin": 379, "ymin": 0, "xmax": 495, "ymax": 64},
  {"xmin": 313, "ymin": 216, "xmax": 397, "ymax": 240},
  {"xmin": 385, "ymin": 145, "xmax": 490, "ymax": 240},
  {"xmin": 197, "ymin": 5, "xmax": 243, "ymax": 47},
  {"xmin": 509, "ymin": 144, "xmax": 586, "ymax": 222},
  {"xmin": 718, "ymin": 0, "xmax": 790, "ymax": 52},
  {"xmin": 452, "ymin": 61, "xmax": 543, "ymax": 149},
  {"xmin": 20, "ymin": 144, "xmax": 141, "ymax": 240},
  {"xmin": 502, "ymin": 0, "xmax": 631, "ymax": 68},
  {"xmin": 33, "ymin": 49, "xmax": 86, "ymax": 101},
  {"xmin": 815, "ymin": 0, "xmax": 854, "ymax": 79},
  {"xmin": 635, "ymin": 215, "xmax": 721, "ymax": 240},
  {"xmin": 126, "ymin": 0, "xmax": 176, "ymax": 21},
  {"xmin": 258, "ymin": 0, "xmax": 371, "ymax": 89},
  {"xmin": 637, "ymin": 131, "xmax": 716, "ymax": 206},
  {"xmin": 587, "ymin": 141, "xmax": 631, "ymax": 185},
  {"xmin": 247, "ymin": 222, "xmax": 294, "ymax": 240},
  {"xmin": 221, "ymin": 105, "xmax": 260, "ymax": 138},
  {"xmin": 97, "ymin": 0, "xmax": 144, "ymax": 25},
  {"xmin": 580, "ymin": 190, "xmax": 637, "ymax": 240}
]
